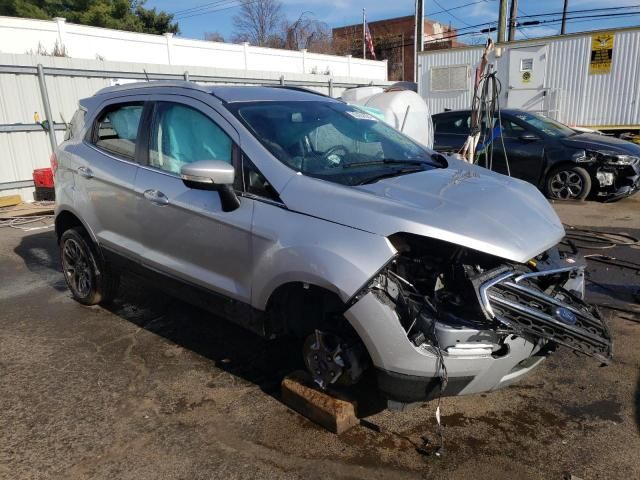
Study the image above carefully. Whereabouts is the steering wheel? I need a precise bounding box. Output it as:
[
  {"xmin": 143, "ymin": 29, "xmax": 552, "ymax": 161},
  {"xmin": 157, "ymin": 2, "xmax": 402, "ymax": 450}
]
[{"xmin": 322, "ymin": 145, "xmax": 348, "ymax": 168}]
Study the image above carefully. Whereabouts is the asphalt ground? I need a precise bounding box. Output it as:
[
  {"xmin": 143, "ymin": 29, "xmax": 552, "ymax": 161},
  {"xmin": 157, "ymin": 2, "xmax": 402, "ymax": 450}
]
[{"xmin": 1, "ymin": 197, "xmax": 639, "ymax": 480}]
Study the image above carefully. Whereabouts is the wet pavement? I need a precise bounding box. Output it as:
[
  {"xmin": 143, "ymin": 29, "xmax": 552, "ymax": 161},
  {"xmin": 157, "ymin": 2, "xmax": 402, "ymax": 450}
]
[{"xmin": 1, "ymin": 197, "xmax": 639, "ymax": 480}]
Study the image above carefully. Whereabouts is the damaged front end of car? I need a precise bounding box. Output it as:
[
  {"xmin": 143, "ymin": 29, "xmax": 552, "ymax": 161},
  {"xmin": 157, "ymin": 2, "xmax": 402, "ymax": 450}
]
[{"xmin": 344, "ymin": 233, "xmax": 613, "ymax": 405}]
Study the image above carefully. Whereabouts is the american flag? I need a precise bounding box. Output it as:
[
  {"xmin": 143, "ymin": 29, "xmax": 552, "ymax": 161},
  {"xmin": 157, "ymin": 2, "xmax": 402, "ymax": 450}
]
[{"xmin": 364, "ymin": 23, "xmax": 376, "ymax": 60}]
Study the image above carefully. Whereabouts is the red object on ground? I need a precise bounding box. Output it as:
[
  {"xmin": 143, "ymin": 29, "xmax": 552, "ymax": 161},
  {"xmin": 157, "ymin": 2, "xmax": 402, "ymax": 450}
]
[{"xmin": 33, "ymin": 168, "xmax": 54, "ymax": 188}]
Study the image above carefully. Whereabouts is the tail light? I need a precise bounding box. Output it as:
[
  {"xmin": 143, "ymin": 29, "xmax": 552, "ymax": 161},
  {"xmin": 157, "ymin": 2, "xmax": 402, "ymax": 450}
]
[{"xmin": 50, "ymin": 152, "xmax": 58, "ymax": 173}]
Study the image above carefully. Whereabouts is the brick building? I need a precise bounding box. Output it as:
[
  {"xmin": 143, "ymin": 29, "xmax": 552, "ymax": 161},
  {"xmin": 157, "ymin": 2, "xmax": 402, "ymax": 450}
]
[{"xmin": 332, "ymin": 15, "xmax": 464, "ymax": 81}]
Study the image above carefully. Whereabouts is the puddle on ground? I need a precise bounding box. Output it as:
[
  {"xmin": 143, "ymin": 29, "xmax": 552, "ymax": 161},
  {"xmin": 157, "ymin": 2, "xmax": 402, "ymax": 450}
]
[{"xmin": 561, "ymin": 398, "xmax": 623, "ymax": 423}]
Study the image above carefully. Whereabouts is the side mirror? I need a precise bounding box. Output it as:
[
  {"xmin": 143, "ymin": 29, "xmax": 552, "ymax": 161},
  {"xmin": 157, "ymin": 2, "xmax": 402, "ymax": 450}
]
[
  {"xmin": 520, "ymin": 132, "xmax": 540, "ymax": 142},
  {"xmin": 180, "ymin": 160, "xmax": 240, "ymax": 212}
]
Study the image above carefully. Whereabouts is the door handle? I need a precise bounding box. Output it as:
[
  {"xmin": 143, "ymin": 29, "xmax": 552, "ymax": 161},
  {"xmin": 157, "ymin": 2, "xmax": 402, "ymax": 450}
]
[
  {"xmin": 77, "ymin": 166, "xmax": 94, "ymax": 179},
  {"xmin": 143, "ymin": 189, "xmax": 169, "ymax": 206}
]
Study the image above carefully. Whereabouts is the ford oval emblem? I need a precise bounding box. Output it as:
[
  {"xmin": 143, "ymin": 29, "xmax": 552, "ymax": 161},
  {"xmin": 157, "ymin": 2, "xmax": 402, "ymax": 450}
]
[{"xmin": 555, "ymin": 307, "xmax": 577, "ymax": 325}]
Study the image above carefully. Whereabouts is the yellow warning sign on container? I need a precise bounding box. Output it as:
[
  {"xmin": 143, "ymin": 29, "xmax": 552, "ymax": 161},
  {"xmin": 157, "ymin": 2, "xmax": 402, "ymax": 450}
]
[
  {"xmin": 522, "ymin": 71, "xmax": 531, "ymax": 83},
  {"xmin": 590, "ymin": 32, "xmax": 614, "ymax": 75}
]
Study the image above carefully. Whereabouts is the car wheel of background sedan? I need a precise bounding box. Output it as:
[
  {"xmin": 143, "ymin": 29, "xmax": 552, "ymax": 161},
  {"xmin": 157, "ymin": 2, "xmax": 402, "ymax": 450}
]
[
  {"xmin": 60, "ymin": 227, "xmax": 119, "ymax": 305},
  {"xmin": 546, "ymin": 166, "xmax": 592, "ymax": 201}
]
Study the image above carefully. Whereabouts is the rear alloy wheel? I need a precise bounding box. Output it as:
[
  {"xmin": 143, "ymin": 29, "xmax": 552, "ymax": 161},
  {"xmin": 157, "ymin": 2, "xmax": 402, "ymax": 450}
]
[
  {"xmin": 546, "ymin": 166, "xmax": 592, "ymax": 201},
  {"xmin": 60, "ymin": 227, "xmax": 119, "ymax": 305}
]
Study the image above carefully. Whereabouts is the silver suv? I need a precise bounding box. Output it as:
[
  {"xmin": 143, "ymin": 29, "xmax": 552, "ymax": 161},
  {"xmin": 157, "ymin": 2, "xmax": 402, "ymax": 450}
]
[{"xmin": 54, "ymin": 82, "xmax": 611, "ymax": 405}]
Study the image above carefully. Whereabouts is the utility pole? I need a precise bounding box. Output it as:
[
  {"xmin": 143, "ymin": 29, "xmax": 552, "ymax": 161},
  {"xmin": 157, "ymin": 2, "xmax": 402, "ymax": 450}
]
[
  {"xmin": 401, "ymin": 32, "xmax": 405, "ymax": 81},
  {"xmin": 362, "ymin": 8, "xmax": 366, "ymax": 59},
  {"xmin": 561, "ymin": 0, "xmax": 569, "ymax": 35},
  {"xmin": 414, "ymin": 0, "xmax": 424, "ymax": 82},
  {"xmin": 497, "ymin": 0, "xmax": 508, "ymax": 43},
  {"xmin": 508, "ymin": 0, "xmax": 518, "ymax": 41}
]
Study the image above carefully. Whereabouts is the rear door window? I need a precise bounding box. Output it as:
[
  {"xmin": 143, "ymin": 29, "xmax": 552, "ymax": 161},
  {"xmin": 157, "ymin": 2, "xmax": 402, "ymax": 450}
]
[{"xmin": 92, "ymin": 103, "xmax": 143, "ymax": 161}]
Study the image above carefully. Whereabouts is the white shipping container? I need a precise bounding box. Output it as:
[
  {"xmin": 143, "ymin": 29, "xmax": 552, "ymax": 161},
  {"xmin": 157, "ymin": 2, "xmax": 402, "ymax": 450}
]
[{"xmin": 417, "ymin": 26, "xmax": 640, "ymax": 132}]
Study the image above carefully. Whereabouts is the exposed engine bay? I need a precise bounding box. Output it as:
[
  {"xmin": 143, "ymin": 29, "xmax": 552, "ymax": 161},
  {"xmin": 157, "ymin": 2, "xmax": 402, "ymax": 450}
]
[
  {"xmin": 312, "ymin": 233, "xmax": 614, "ymax": 401},
  {"xmin": 368, "ymin": 233, "xmax": 613, "ymax": 364}
]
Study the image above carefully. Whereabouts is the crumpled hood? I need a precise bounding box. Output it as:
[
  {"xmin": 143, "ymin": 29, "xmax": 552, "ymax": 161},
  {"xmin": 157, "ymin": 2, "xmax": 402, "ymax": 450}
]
[
  {"xmin": 281, "ymin": 160, "xmax": 565, "ymax": 263},
  {"xmin": 561, "ymin": 133, "xmax": 640, "ymax": 156}
]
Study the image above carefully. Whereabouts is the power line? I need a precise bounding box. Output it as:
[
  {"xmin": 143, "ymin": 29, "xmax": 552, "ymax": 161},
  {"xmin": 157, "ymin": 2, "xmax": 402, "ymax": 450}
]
[
  {"xmin": 430, "ymin": 0, "xmax": 476, "ymax": 27},
  {"xmin": 377, "ymin": 9, "xmax": 640, "ymax": 51},
  {"xmin": 173, "ymin": 0, "xmax": 236, "ymax": 16},
  {"xmin": 426, "ymin": 0, "xmax": 493, "ymax": 18},
  {"xmin": 175, "ymin": 0, "xmax": 260, "ymax": 20}
]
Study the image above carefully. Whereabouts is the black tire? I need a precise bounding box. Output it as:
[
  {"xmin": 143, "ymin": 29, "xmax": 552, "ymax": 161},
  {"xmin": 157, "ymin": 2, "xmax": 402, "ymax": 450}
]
[
  {"xmin": 60, "ymin": 227, "xmax": 119, "ymax": 305},
  {"xmin": 546, "ymin": 165, "xmax": 592, "ymax": 201}
]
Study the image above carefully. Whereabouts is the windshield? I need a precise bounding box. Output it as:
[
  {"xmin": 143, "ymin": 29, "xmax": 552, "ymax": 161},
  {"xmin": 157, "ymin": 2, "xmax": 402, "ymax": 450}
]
[
  {"xmin": 229, "ymin": 100, "xmax": 442, "ymax": 186},
  {"xmin": 511, "ymin": 111, "xmax": 575, "ymax": 138}
]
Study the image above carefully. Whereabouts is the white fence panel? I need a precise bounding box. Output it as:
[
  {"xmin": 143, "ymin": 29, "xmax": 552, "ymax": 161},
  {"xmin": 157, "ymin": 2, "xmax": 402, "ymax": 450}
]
[
  {"xmin": 0, "ymin": 52, "xmax": 390, "ymax": 201},
  {"xmin": 0, "ymin": 16, "xmax": 387, "ymax": 80}
]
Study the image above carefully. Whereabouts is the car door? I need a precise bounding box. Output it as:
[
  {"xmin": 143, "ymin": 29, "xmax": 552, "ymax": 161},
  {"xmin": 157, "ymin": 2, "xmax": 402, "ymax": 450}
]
[
  {"xmin": 73, "ymin": 98, "xmax": 146, "ymax": 257},
  {"xmin": 493, "ymin": 115, "xmax": 546, "ymax": 182},
  {"xmin": 432, "ymin": 112, "xmax": 471, "ymax": 154},
  {"xmin": 134, "ymin": 97, "xmax": 254, "ymax": 304}
]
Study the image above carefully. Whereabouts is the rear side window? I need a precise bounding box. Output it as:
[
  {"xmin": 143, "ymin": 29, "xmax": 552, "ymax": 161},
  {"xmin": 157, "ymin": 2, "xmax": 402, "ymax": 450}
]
[
  {"xmin": 435, "ymin": 115, "xmax": 470, "ymax": 134},
  {"xmin": 92, "ymin": 103, "xmax": 143, "ymax": 160},
  {"xmin": 64, "ymin": 108, "xmax": 85, "ymax": 141}
]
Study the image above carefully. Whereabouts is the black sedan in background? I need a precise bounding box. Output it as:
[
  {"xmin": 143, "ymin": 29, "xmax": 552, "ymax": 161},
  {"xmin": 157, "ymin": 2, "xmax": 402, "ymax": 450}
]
[{"xmin": 432, "ymin": 109, "xmax": 640, "ymax": 201}]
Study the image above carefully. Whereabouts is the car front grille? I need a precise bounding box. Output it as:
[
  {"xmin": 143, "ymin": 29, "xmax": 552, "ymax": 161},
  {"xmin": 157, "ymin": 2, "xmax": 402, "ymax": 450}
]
[{"xmin": 477, "ymin": 267, "xmax": 613, "ymax": 363}]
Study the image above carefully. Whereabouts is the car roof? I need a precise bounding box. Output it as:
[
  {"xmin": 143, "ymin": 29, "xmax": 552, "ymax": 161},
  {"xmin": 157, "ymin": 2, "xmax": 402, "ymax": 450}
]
[
  {"xmin": 432, "ymin": 109, "xmax": 526, "ymax": 117},
  {"xmin": 92, "ymin": 81, "xmax": 336, "ymax": 104}
]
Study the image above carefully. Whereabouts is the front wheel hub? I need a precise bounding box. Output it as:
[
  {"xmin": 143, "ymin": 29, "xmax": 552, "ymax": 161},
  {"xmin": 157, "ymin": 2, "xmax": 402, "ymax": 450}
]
[{"xmin": 303, "ymin": 330, "xmax": 365, "ymax": 389}]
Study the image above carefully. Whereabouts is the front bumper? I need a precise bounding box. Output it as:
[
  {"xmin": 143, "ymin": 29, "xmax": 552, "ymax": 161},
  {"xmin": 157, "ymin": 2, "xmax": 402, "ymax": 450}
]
[
  {"xmin": 345, "ymin": 292, "xmax": 549, "ymax": 402},
  {"xmin": 595, "ymin": 163, "xmax": 640, "ymax": 200},
  {"xmin": 344, "ymin": 256, "xmax": 612, "ymax": 403}
]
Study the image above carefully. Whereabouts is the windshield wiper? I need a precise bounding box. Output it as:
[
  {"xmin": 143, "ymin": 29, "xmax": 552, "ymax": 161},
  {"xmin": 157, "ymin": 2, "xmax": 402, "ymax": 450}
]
[
  {"xmin": 342, "ymin": 158, "xmax": 431, "ymax": 169},
  {"xmin": 356, "ymin": 165, "xmax": 425, "ymax": 185}
]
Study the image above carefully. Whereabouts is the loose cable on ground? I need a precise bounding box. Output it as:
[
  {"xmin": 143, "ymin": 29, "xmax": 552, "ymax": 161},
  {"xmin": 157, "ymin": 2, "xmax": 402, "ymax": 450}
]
[
  {"xmin": 562, "ymin": 224, "xmax": 639, "ymax": 250},
  {"xmin": 0, "ymin": 215, "xmax": 54, "ymax": 231}
]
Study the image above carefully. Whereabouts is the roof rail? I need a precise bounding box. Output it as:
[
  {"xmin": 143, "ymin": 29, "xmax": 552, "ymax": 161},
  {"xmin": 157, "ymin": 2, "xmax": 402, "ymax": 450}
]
[
  {"xmin": 94, "ymin": 80, "xmax": 207, "ymax": 97},
  {"xmin": 271, "ymin": 85, "xmax": 331, "ymax": 98}
]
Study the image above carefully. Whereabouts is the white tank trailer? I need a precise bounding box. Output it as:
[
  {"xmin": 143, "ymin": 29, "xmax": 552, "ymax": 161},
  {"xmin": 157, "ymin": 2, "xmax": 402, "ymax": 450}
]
[
  {"xmin": 417, "ymin": 26, "xmax": 640, "ymax": 137},
  {"xmin": 341, "ymin": 86, "xmax": 435, "ymax": 148}
]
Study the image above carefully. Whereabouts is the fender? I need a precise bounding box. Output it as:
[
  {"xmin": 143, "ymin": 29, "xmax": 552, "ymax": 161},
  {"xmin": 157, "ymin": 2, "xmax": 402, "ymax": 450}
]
[{"xmin": 249, "ymin": 201, "xmax": 396, "ymax": 311}]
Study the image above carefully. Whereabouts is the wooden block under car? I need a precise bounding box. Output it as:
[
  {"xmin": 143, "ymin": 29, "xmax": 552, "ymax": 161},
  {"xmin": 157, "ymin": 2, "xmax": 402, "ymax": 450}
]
[{"xmin": 281, "ymin": 371, "xmax": 358, "ymax": 434}]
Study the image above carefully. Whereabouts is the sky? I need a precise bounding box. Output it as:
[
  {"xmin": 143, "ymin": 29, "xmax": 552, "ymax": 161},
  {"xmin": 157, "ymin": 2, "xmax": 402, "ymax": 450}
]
[{"xmin": 146, "ymin": 0, "xmax": 640, "ymax": 44}]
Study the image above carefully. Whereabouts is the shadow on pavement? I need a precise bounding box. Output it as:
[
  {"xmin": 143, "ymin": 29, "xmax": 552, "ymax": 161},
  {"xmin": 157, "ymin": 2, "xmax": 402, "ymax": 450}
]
[
  {"xmin": 637, "ymin": 375, "xmax": 640, "ymax": 432},
  {"xmin": 104, "ymin": 274, "xmax": 388, "ymax": 417},
  {"xmin": 12, "ymin": 230, "xmax": 387, "ymax": 416},
  {"xmin": 13, "ymin": 230, "xmax": 67, "ymax": 292}
]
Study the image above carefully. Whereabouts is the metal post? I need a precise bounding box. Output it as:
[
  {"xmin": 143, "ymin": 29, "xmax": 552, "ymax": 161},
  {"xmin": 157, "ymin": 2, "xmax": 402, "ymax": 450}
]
[
  {"xmin": 416, "ymin": 0, "xmax": 424, "ymax": 53},
  {"xmin": 280, "ymin": 75, "xmax": 285, "ymax": 85},
  {"xmin": 362, "ymin": 9, "xmax": 366, "ymax": 59},
  {"xmin": 36, "ymin": 64, "xmax": 57, "ymax": 154},
  {"xmin": 508, "ymin": 0, "xmax": 518, "ymax": 41},
  {"xmin": 414, "ymin": 0, "xmax": 424, "ymax": 82},
  {"xmin": 184, "ymin": 71, "xmax": 190, "ymax": 81},
  {"xmin": 328, "ymin": 78, "xmax": 333, "ymax": 97},
  {"xmin": 401, "ymin": 32, "xmax": 405, "ymax": 81},
  {"xmin": 497, "ymin": 0, "xmax": 508, "ymax": 43},
  {"xmin": 561, "ymin": 0, "xmax": 569, "ymax": 35}
]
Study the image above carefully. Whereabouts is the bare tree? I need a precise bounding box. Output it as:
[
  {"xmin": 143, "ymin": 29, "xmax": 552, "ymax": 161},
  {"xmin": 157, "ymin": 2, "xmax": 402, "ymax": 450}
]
[
  {"xmin": 282, "ymin": 12, "xmax": 333, "ymax": 53},
  {"xmin": 204, "ymin": 31, "xmax": 225, "ymax": 42},
  {"xmin": 232, "ymin": 0, "xmax": 284, "ymax": 46}
]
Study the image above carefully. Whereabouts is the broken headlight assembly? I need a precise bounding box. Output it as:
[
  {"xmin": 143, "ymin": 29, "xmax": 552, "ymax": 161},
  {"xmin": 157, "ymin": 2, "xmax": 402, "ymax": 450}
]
[
  {"xmin": 585, "ymin": 150, "xmax": 640, "ymax": 166},
  {"xmin": 357, "ymin": 233, "xmax": 613, "ymax": 365}
]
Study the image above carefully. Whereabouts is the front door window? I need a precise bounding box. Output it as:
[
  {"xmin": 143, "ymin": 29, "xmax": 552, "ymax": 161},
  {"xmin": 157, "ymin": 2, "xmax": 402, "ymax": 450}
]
[{"xmin": 149, "ymin": 103, "xmax": 232, "ymax": 174}]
